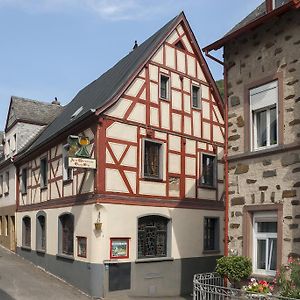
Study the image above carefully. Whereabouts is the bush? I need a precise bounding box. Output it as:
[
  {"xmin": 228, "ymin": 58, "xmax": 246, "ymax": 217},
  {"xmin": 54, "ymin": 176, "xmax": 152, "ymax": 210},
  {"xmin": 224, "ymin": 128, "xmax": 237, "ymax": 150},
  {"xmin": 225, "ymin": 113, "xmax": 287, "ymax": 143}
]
[
  {"xmin": 215, "ymin": 256, "xmax": 252, "ymax": 284},
  {"xmin": 275, "ymin": 257, "xmax": 300, "ymax": 299}
]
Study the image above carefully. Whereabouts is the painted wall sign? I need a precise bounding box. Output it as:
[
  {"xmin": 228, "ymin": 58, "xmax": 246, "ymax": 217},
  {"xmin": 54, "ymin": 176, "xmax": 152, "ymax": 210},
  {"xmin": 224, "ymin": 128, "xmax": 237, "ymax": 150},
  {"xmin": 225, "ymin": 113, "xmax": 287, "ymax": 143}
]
[
  {"xmin": 68, "ymin": 157, "xmax": 96, "ymax": 169},
  {"xmin": 110, "ymin": 238, "xmax": 130, "ymax": 259}
]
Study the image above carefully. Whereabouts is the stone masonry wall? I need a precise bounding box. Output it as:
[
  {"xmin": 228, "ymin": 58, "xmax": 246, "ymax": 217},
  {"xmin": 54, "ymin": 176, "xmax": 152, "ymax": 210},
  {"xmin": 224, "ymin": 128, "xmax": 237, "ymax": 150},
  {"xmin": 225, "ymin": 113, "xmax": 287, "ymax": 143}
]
[{"xmin": 225, "ymin": 9, "xmax": 300, "ymax": 261}]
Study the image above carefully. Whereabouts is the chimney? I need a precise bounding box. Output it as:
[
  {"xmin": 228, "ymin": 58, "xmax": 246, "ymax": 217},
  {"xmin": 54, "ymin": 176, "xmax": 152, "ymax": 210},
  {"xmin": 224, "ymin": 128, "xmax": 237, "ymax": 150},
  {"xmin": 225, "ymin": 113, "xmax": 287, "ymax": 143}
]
[
  {"xmin": 266, "ymin": 0, "xmax": 273, "ymax": 12},
  {"xmin": 52, "ymin": 97, "xmax": 61, "ymax": 105},
  {"xmin": 133, "ymin": 40, "xmax": 138, "ymax": 50}
]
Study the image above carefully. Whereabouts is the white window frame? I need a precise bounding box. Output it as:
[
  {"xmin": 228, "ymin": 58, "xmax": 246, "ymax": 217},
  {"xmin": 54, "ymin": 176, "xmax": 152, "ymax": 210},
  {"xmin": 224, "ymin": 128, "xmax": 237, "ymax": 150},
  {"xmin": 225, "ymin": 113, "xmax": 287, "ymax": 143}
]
[
  {"xmin": 191, "ymin": 84, "xmax": 202, "ymax": 109},
  {"xmin": 21, "ymin": 167, "xmax": 28, "ymax": 195},
  {"xmin": 4, "ymin": 171, "xmax": 9, "ymax": 194},
  {"xmin": 250, "ymin": 80, "xmax": 278, "ymax": 151},
  {"xmin": 200, "ymin": 153, "xmax": 217, "ymax": 188},
  {"xmin": 252, "ymin": 212, "xmax": 277, "ymax": 276},
  {"xmin": 142, "ymin": 139, "xmax": 164, "ymax": 180},
  {"xmin": 40, "ymin": 157, "xmax": 48, "ymax": 189},
  {"xmin": 0, "ymin": 174, "xmax": 3, "ymax": 197},
  {"xmin": 159, "ymin": 74, "xmax": 170, "ymax": 100}
]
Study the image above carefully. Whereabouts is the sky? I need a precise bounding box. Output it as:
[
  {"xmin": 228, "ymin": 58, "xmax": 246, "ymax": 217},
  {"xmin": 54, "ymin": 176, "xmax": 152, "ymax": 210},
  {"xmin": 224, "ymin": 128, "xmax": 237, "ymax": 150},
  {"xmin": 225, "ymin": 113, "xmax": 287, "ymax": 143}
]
[{"xmin": 0, "ymin": 0, "xmax": 263, "ymax": 129}]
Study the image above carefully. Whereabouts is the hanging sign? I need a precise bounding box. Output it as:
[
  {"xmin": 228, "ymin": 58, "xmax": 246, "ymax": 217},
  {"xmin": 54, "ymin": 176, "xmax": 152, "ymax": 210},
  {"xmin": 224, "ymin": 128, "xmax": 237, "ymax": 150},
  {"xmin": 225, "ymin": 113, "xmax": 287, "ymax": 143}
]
[{"xmin": 66, "ymin": 135, "xmax": 96, "ymax": 169}]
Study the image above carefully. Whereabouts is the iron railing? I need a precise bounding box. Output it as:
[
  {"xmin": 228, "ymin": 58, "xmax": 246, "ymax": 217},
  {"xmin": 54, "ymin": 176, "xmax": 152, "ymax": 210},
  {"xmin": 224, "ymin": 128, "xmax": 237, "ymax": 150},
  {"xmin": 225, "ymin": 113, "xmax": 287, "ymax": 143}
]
[{"xmin": 193, "ymin": 273, "xmax": 297, "ymax": 300}]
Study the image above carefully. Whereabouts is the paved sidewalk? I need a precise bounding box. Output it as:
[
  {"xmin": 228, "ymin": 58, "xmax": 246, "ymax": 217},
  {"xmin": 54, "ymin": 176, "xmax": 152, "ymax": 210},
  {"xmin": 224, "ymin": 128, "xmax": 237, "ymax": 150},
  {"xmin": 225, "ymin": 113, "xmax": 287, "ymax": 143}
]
[
  {"xmin": 0, "ymin": 246, "xmax": 193, "ymax": 300},
  {"xmin": 0, "ymin": 246, "xmax": 91, "ymax": 300}
]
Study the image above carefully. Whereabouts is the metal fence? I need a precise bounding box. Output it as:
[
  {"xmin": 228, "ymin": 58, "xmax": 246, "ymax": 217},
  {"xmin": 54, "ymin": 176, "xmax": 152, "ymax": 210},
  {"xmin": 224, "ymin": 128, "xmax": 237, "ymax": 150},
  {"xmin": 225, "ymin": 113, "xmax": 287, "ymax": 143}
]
[{"xmin": 193, "ymin": 273, "xmax": 297, "ymax": 300}]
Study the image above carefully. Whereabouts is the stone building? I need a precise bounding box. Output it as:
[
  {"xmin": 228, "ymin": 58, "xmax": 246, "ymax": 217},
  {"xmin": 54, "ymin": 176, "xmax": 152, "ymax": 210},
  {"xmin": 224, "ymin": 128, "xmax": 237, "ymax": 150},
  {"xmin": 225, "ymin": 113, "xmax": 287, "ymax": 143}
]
[
  {"xmin": 0, "ymin": 96, "xmax": 63, "ymax": 251},
  {"xmin": 14, "ymin": 12, "xmax": 225, "ymax": 298},
  {"xmin": 204, "ymin": 0, "xmax": 300, "ymax": 277}
]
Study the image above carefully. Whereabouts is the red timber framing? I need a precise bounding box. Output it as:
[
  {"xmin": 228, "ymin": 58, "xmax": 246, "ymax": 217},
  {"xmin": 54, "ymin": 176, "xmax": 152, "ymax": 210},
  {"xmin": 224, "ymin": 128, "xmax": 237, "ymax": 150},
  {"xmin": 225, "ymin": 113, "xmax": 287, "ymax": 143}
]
[{"xmin": 17, "ymin": 12, "xmax": 224, "ymax": 212}]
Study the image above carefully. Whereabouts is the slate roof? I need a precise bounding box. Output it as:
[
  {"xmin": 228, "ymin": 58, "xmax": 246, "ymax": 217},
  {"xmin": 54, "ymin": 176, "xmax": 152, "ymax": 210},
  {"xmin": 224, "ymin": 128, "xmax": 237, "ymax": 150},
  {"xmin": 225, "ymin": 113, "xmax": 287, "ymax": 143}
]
[
  {"xmin": 225, "ymin": 0, "xmax": 290, "ymax": 36},
  {"xmin": 17, "ymin": 13, "xmax": 181, "ymax": 160},
  {"xmin": 6, "ymin": 96, "xmax": 64, "ymax": 131}
]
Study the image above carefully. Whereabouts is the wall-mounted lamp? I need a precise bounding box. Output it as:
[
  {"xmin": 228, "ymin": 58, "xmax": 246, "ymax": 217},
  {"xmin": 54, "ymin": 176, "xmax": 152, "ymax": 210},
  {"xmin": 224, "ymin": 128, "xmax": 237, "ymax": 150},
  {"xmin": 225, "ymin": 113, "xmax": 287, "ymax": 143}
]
[{"xmin": 94, "ymin": 212, "xmax": 102, "ymax": 231}]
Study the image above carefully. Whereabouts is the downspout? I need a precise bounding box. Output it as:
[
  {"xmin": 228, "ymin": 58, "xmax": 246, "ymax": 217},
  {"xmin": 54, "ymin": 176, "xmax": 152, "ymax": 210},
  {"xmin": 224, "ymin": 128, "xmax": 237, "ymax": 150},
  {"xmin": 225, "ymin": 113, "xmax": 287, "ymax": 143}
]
[{"xmin": 204, "ymin": 50, "xmax": 229, "ymax": 257}]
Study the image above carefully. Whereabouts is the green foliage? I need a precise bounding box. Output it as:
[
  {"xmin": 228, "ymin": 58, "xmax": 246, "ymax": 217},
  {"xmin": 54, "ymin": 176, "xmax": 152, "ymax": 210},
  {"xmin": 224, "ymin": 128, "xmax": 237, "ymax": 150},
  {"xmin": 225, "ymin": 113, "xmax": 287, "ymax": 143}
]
[
  {"xmin": 216, "ymin": 79, "xmax": 224, "ymax": 99},
  {"xmin": 215, "ymin": 256, "xmax": 252, "ymax": 283},
  {"xmin": 275, "ymin": 257, "xmax": 300, "ymax": 299}
]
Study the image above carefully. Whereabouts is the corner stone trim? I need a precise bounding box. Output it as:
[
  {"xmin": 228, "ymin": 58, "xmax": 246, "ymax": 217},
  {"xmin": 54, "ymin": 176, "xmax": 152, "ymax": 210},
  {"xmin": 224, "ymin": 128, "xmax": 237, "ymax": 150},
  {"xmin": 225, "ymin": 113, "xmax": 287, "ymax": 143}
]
[
  {"xmin": 282, "ymin": 190, "xmax": 297, "ymax": 198},
  {"xmin": 263, "ymin": 170, "xmax": 277, "ymax": 178}
]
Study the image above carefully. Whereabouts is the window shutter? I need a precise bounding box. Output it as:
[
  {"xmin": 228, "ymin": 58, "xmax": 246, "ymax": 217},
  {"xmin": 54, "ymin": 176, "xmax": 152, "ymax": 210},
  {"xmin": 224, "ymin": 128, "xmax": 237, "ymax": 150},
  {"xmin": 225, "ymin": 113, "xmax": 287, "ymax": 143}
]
[{"xmin": 250, "ymin": 81, "xmax": 278, "ymax": 111}]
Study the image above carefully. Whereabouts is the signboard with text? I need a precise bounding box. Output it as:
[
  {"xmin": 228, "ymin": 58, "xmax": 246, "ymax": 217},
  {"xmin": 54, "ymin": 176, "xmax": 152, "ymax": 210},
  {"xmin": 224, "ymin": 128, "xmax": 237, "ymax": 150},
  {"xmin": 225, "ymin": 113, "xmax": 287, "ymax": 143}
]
[{"xmin": 68, "ymin": 157, "xmax": 96, "ymax": 169}]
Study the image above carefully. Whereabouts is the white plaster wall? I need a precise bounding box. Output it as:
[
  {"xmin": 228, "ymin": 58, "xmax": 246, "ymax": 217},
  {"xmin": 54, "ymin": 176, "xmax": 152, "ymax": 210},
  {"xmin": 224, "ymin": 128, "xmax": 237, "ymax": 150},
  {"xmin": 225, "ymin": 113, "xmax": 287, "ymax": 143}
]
[{"xmin": 0, "ymin": 164, "xmax": 16, "ymax": 207}]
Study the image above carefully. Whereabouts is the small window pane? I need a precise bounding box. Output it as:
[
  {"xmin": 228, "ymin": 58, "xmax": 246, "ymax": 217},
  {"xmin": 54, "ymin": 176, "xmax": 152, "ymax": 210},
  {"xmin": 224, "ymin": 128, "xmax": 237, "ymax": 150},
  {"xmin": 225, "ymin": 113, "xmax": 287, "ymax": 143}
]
[
  {"xmin": 160, "ymin": 75, "xmax": 169, "ymax": 99},
  {"xmin": 268, "ymin": 238, "xmax": 277, "ymax": 271},
  {"xmin": 257, "ymin": 221, "xmax": 277, "ymax": 233},
  {"xmin": 40, "ymin": 158, "xmax": 48, "ymax": 188},
  {"xmin": 192, "ymin": 86, "xmax": 200, "ymax": 108},
  {"xmin": 256, "ymin": 110, "xmax": 267, "ymax": 147},
  {"xmin": 257, "ymin": 239, "xmax": 266, "ymax": 269},
  {"xmin": 204, "ymin": 218, "xmax": 219, "ymax": 251},
  {"xmin": 201, "ymin": 154, "xmax": 215, "ymax": 187},
  {"xmin": 144, "ymin": 141, "xmax": 161, "ymax": 179},
  {"xmin": 270, "ymin": 107, "xmax": 277, "ymax": 145}
]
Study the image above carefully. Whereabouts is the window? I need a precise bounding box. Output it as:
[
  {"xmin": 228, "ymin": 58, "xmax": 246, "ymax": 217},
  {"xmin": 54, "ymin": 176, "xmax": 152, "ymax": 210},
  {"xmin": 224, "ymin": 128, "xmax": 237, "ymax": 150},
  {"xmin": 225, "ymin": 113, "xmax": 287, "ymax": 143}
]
[
  {"xmin": 201, "ymin": 154, "xmax": 216, "ymax": 187},
  {"xmin": 192, "ymin": 85, "xmax": 201, "ymax": 108},
  {"xmin": 4, "ymin": 171, "xmax": 9, "ymax": 194},
  {"xmin": 143, "ymin": 140, "xmax": 163, "ymax": 179},
  {"xmin": 22, "ymin": 216, "xmax": 31, "ymax": 248},
  {"xmin": 36, "ymin": 213, "xmax": 46, "ymax": 251},
  {"xmin": 138, "ymin": 215, "xmax": 169, "ymax": 259},
  {"xmin": 12, "ymin": 134, "xmax": 16, "ymax": 152},
  {"xmin": 63, "ymin": 145, "xmax": 73, "ymax": 181},
  {"xmin": 204, "ymin": 217, "xmax": 219, "ymax": 251},
  {"xmin": 175, "ymin": 40, "xmax": 185, "ymax": 50},
  {"xmin": 77, "ymin": 236, "xmax": 87, "ymax": 258},
  {"xmin": 253, "ymin": 212, "xmax": 277, "ymax": 276},
  {"xmin": 21, "ymin": 168, "xmax": 28, "ymax": 194},
  {"xmin": 40, "ymin": 157, "xmax": 48, "ymax": 188},
  {"xmin": 250, "ymin": 80, "xmax": 278, "ymax": 150},
  {"xmin": 0, "ymin": 216, "xmax": 2, "ymax": 235},
  {"xmin": 160, "ymin": 74, "xmax": 169, "ymax": 100},
  {"xmin": 59, "ymin": 214, "xmax": 74, "ymax": 256},
  {"xmin": 5, "ymin": 215, "xmax": 8, "ymax": 236},
  {"xmin": 0, "ymin": 175, "xmax": 3, "ymax": 196}
]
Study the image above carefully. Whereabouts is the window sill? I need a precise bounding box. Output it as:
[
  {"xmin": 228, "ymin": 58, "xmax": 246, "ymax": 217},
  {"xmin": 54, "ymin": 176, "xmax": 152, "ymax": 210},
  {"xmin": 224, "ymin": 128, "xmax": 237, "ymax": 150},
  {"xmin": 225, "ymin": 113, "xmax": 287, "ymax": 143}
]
[
  {"xmin": 40, "ymin": 186, "xmax": 48, "ymax": 191},
  {"xmin": 141, "ymin": 177, "xmax": 164, "ymax": 183},
  {"xmin": 56, "ymin": 253, "xmax": 74, "ymax": 261},
  {"xmin": 192, "ymin": 106, "xmax": 202, "ymax": 110},
  {"xmin": 202, "ymin": 250, "xmax": 221, "ymax": 255},
  {"xmin": 198, "ymin": 184, "xmax": 217, "ymax": 190},
  {"xmin": 4, "ymin": 192, "xmax": 9, "ymax": 196},
  {"xmin": 135, "ymin": 257, "xmax": 174, "ymax": 263},
  {"xmin": 159, "ymin": 97, "xmax": 170, "ymax": 102},
  {"xmin": 36, "ymin": 249, "xmax": 46, "ymax": 254},
  {"xmin": 21, "ymin": 192, "xmax": 27, "ymax": 196},
  {"xmin": 63, "ymin": 179, "xmax": 73, "ymax": 185},
  {"xmin": 21, "ymin": 246, "xmax": 31, "ymax": 251}
]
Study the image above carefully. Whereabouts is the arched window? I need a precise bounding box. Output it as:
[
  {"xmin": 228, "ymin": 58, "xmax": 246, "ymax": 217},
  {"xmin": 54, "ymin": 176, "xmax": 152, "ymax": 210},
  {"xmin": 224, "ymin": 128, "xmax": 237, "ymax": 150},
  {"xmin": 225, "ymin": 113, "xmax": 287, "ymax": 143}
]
[
  {"xmin": 36, "ymin": 212, "xmax": 46, "ymax": 251},
  {"xmin": 138, "ymin": 215, "xmax": 169, "ymax": 259},
  {"xmin": 22, "ymin": 216, "xmax": 31, "ymax": 248},
  {"xmin": 58, "ymin": 213, "xmax": 74, "ymax": 256}
]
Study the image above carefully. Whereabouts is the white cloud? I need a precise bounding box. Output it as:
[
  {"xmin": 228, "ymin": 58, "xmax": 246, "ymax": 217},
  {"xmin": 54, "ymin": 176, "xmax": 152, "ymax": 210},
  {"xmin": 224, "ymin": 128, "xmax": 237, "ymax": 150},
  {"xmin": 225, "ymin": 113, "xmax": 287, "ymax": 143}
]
[{"xmin": 0, "ymin": 0, "xmax": 182, "ymax": 21}]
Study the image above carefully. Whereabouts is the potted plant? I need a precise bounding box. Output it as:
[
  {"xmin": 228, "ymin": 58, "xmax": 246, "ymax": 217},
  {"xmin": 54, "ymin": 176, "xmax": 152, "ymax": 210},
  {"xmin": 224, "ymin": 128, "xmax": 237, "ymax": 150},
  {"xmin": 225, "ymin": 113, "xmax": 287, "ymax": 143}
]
[
  {"xmin": 243, "ymin": 278, "xmax": 274, "ymax": 298},
  {"xmin": 215, "ymin": 256, "xmax": 252, "ymax": 288},
  {"xmin": 275, "ymin": 257, "xmax": 300, "ymax": 299}
]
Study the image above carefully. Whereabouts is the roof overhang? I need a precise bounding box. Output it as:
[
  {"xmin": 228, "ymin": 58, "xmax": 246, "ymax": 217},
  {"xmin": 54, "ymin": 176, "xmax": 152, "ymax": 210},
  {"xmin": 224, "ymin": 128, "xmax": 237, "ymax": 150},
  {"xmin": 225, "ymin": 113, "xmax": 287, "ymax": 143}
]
[{"xmin": 203, "ymin": 0, "xmax": 299, "ymax": 52}]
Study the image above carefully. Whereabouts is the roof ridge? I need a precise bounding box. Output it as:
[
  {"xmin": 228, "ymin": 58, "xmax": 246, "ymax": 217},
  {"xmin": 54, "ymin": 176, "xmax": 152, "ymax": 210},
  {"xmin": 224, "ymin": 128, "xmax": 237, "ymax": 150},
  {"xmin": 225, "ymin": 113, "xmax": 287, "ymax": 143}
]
[{"xmin": 11, "ymin": 95, "xmax": 63, "ymax": 107}]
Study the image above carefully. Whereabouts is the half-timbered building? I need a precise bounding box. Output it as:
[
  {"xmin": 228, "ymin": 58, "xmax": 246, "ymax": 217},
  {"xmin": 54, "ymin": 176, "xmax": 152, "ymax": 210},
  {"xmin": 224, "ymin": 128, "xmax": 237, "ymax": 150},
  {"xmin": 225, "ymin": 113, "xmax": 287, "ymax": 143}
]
[
  {"xmin": 0, "ymin": 96, "xmax": 62, "ymax": 251},
  {"xmin": 15, "ymin": 12, "xmax": 224, "ymax": 298}
]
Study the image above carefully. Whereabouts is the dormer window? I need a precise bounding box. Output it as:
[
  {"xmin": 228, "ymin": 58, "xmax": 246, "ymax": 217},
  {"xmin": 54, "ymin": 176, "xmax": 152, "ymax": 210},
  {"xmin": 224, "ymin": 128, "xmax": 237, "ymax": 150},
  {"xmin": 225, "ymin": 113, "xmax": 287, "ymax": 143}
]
[{"xmin": 175, "ymin": 40, "xmax": 185, "ymax": 50}]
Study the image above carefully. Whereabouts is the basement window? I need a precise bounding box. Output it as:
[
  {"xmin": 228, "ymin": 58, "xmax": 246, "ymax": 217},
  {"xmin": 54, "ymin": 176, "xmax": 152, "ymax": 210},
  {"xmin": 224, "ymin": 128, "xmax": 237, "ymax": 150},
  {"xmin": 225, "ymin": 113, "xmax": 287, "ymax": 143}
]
[{"xmin": 22, "ymin": 216, "xmax": 31, "ymax": 248}]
